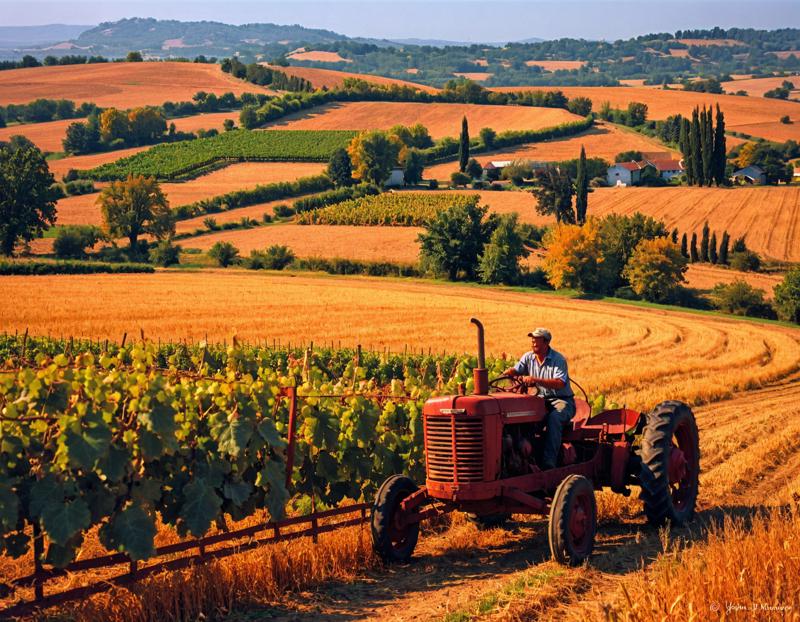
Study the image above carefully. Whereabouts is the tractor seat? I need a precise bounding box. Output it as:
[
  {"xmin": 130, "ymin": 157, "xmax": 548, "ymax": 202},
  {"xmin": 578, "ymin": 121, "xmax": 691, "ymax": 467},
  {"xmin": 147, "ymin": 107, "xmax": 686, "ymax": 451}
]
[{"xmin": 563, "ymin": 399, "xmax": 591, "ymax": 434}]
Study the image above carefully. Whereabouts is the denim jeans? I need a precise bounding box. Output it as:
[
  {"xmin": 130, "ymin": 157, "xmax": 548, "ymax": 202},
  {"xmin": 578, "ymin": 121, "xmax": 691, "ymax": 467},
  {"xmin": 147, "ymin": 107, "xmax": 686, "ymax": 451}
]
[{"xmin": 542, "ymin": 397, "xmax": 576, "ymax": 470}]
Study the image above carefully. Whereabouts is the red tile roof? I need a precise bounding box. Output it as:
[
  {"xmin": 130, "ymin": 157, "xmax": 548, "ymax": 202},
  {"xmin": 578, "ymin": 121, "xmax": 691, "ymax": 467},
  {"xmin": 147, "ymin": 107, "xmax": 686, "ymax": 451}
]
[
  {"xmin": 617, "ymin": 162, "xmax": 642, "ymax": 171},
  {"xmin": 647, "ymin": 159, "xmax": 684, "ymax": 171}
]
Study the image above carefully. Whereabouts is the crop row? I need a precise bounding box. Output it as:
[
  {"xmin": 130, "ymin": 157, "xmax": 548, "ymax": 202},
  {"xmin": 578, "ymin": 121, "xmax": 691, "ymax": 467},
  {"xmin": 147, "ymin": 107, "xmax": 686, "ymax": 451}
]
[
  {"xmin": 297, "ymin": 192, "xmax": 480, "ymax": 226},
  {"xmin": 84, "ymin": 129, "xmax": 357, "ymax": 181}
]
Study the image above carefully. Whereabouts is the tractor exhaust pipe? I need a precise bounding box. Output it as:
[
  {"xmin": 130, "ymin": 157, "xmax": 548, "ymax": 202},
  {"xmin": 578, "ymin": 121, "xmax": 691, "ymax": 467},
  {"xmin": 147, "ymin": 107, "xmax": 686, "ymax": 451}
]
[{"xmin": 470, "ymin": 318, "xmax": 489, "ymax": 395}]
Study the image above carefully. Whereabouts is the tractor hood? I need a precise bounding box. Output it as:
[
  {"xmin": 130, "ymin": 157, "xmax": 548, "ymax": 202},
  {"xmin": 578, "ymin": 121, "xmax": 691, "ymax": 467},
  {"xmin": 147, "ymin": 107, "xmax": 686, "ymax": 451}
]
[{"xmin": 423, "ymin": 393, "xmax": 547, "ymax": 421}]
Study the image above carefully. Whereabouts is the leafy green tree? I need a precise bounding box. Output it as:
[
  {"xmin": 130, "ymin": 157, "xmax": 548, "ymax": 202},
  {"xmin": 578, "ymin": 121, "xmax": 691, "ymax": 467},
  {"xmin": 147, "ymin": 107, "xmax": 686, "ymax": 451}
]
[
  {"xmin": 614, "ymin": 150, "xmax": 643, "ymax": 163},
  {"xmin": 567, "ymin": 96, "xmax": 592, "ymax": 116},
  {"xmin": 730, "ymin": 250, "xmax": 761, "ymax": 272},
  {"xmin": 0, "ymin": 141, "xmax": 57, "ymax": 255},
  {"xmin": 478, "ymin": 213, "xmax": 529, "ymax": 284},
  {"xmin": 450, "ymin": 171, "xmax": 471, "ymax": 187},
  {"xmin": 128, "ymin": 107, "xmax": 166, "ymax": 144},
  {"xmin": 711, "ymin": 281, "xmax": 772, "ymax": 318},
  {"xmin": 63, "ymin": 121, "xmax": 101, "ymax": 154},
  {"xmin": 532, "ymin": 166, "xmax": 574, "ymax": 224},
  {"xmin": 418, "ymin": 201, "xmax": 495, "ymax": 280},
  {"xmin": 626, "ymin": 102, "xmax": 648, "ymax": 126},
  {"xmin": 247, "ymin": 245, "xmax": 295, "ymax": 270},
  {"xmin": 98, "ymin": 175, "xmax": 173, "ymax": 251},
  {"xmin": 239, "ymin": 106, "xmax": 259, "ymax": 130},
  {"xmin": 575, "ymin": 146, "xmax": 589, "ymax": 224},
  {"xmin": 598, "ymin": 212, "xmax": 667, "ymax": 289},
  {"xmin": 149, "ymin": 239, "xmax": 181, "ymax": 266},
  {"xmin": 209, "ymin": 241, "xmax": 240, "ymax": 267},
  {"xmin": 466, "ymin": 158, "xmax": 483, "ymax": 180},
  {"xmin": 458, "ymin": 116, "xmax": 469, "ymax": 173},
  {"xmin": 623, "ymin": 237, "xmax": 687, "ymax": 303},
  {"xmin": 479, "ymin": 127, "xmax": 496, "ymax": 150},
  {"xmin": 223, "ymin": 119, "xmax": 235, "ymax": 132},
  {"xmin": 774, "ymin": 267, "xmax": 800, "ymax": 324},
  {"xmin": 347, "ymin": 130, "xmax": 402, "ymax": 186},
  {"xmin": 126, "ymin": 51, "xmax": 143, "ymax": 62},
  {"xmin": 53, "ymin": 225, "xmax": 104, "ymax": 259},
  {"xmin": 327, "ymin": 148, "xmax": 353, "ymax": 187},
  {"xmin": 403, "ymin": 149, "xmax": 425, "ymax": 185}
]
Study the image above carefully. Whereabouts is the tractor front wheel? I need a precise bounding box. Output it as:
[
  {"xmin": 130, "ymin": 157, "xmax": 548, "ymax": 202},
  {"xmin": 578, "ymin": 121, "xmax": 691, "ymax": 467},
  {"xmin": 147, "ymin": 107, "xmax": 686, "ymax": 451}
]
[
  {"xmin": 639, "ymin": 401, "xmax": 700, "ymax": 527},
  {"xmin": 371, "ymin": 475, "xmax": 420, "ymax": 562},
  {"xmin": 548, "ymin": 474, "xmax": 597, "ymax": 566}
]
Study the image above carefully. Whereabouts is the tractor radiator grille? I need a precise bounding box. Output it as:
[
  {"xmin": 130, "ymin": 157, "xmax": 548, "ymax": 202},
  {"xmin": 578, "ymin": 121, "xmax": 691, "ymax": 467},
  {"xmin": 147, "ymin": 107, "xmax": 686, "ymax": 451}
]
[{"xmin": 425, "ymin": 415, "xmax": 484, "ymax": 482}]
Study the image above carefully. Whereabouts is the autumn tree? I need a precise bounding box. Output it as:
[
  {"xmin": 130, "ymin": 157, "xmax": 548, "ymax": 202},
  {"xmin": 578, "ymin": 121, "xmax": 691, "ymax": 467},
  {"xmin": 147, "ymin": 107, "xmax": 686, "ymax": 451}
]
[
  {"xmin": 98, "ymin": 175, "xmax": 173, "ymax": 252},
  {"xmin": 99, "ymin": 108, "xmax": 130, "ymax": 143},
  {"xmin": 127, "ymin": 107, "xmax": 166, "ymax": 144},
  {"xmin": 347, "ymin": 130, "xmax": 402, "ymax": 186},
  {"xmin": 542, "ymin": 220, "xmax": 611, "ymax": 293}
]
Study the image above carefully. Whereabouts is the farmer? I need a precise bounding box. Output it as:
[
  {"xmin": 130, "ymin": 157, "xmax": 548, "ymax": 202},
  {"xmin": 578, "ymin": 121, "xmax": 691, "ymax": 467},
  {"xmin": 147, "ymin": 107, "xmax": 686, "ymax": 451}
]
[{"xmin": 503, "ymin": 327, "xmax": 575, "ymax": 470}]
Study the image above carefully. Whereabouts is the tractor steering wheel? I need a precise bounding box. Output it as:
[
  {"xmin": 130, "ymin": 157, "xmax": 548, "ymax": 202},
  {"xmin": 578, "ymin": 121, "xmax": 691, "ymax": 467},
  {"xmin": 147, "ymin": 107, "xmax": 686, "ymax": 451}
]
[{"xmin": 488, "ymin": 374, "xmax": 529, "ymax": 394}]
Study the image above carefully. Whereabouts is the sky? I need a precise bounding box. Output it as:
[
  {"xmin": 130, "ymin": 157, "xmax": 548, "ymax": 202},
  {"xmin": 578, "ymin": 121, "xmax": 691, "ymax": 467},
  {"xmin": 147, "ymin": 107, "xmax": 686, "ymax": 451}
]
[{"xmin": 3, "ymin": 1, "xmax": 800, "ymax": 42}]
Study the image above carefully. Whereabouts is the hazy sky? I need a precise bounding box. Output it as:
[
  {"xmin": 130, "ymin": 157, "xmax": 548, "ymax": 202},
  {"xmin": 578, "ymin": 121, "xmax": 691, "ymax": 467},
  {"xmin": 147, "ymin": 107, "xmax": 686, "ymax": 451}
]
[{"xmin": 4, "ymin": 1, "xmax": 800, "ymax": 42}]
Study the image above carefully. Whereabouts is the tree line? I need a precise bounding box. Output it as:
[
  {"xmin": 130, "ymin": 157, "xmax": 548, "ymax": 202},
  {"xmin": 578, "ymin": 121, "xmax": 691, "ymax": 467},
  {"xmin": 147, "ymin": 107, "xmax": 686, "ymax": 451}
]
[{"xmin": 678, "ymin": 105, "xmax": 727, "ymax": 186}]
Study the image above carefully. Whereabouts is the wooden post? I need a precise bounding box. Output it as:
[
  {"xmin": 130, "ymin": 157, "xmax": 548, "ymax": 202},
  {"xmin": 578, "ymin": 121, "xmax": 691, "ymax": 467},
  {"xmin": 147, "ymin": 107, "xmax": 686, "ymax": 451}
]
[
  {"xmin": 32, "ymin": 521, "xmax": 44, "ymax": 601},
  {"xmin": 121, "ymin": 332, "xmax": 127, "ymax": 347},
  {"xmin": 284, "ymin": 387, "xmax": 298, "ymax": 489}
]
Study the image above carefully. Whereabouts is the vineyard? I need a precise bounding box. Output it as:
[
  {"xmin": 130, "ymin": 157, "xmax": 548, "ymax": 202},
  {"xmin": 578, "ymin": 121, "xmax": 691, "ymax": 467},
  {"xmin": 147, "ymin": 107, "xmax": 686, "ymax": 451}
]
[
  {"xmin": 84, "ymin": 129, "xmax": 357, "ymax": 180},
  {"xmin": 297, "ymin": 192, "xmax": 478, "ymax": 226}
]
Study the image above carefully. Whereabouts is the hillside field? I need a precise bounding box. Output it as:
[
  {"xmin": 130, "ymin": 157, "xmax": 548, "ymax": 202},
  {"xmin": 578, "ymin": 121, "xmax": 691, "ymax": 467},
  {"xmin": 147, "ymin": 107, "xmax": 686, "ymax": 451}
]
[
  {"xmin": 491, "ymin": 85, "xmax": 800, "ymax": 142},
  {"xmin": 0, "ymin": 61, "xmax": 274, "ymax": 107},
  {"xmin": 721, "ymin": 74, "xmax": 800, "ymax": 97},
  {"xmin": 266, "ymin": 101, "xmax": 581, "ymax": 138},
  {"xmin": 261, "ymin": 64, "xmax": 440, "ymax": 92}
]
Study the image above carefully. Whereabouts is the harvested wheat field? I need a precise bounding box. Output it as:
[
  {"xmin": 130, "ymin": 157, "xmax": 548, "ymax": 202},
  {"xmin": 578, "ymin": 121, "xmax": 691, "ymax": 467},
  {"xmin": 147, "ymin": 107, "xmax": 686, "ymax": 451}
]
[
  {"xmin": 287, "ymin": 50, "xmax": 352, "ymax": 63},
  {"xmin": 184, "ymin": 224, "xmax": 422, "ymax": 261},
  {"xmin": 676, "ymin": 38, "xmax": 744, "ymax": 47},
  {"xmin": 725, "ymin": 120, "xmax": 798, "ymax": 142},
  {"xmin": 48, "ymin": 162, "xmax": 326, "ymax": 227},
  {"xmin": 452, "ymin": 72, "xmax": 493, "ymax": 81},
  {"xmin": 424, "ymin": 123, "xmax": 674, "ymax": 180},
  {"xmin": 684, "ymin": 263, "xmax": 784, "ymax": 298},
  {"xmin": 721, "ymin": 74, "xmax": 800, "ymax": 97},
  {"xmin": 491, "ymin": 85, "xmax": 800, "ymax": 141},
  {"xmin": 2, "ymin": 271, "xmax": 799, "ymax": 410},
  {"xmin": 0, "ymin": 62, "xmax": 273, "ymax": 107},
  {"xmin": 261, "ymin": 64, "xmax": 439, "ymax": 93},
  {"xmin": 267, "ymin": 101, "xmax": 581, "ymax": 138},
  {"xmin": 525, "ymin": 60, "xmax": 587, "ymax": 71}
]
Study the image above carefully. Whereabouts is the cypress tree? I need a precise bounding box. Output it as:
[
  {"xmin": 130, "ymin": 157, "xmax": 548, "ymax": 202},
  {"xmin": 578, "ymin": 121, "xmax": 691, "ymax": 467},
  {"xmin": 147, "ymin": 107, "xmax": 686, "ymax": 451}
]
[
  {"xmin": 710, "ymin": 231, "xmax": 718, "ymax": 264},
  {"xmin": 720, "ymin": 230, "xmax": 730, "ymax": 265},
  {"xmin": 690, "ymin": 107, "xmax": 702, "ymax": 186},
  {"xmin": 680, "ymin": 232, "xmax": 688, "ymax": 257},
  {"xmin": 700, "ymin": 221, "xmax": 710, "ymax": 262},
  {"xmin": 671, "ymin": 228, "xmax": 679, "ymax": 243},
  {"xmin": 458, "ymin": 115, "xmax": 469, "ymax": 173},
  {"xmin": 575, "ymin": 145, "xmax": 588, "ymax": 224},
  {"xmin": 690, "ymin": 232, "xmax": 699, "ymax": 262},
  {"xmin": 703, "ymin": 105, "xmax": 713, "ymax": 186},
  {"xmin": 680, "ymin": 118, "xmax": 692, "ymax": 185},
  {"xmin": 713, "ymin": 105, "xmax": 727, "ymax": 186}
]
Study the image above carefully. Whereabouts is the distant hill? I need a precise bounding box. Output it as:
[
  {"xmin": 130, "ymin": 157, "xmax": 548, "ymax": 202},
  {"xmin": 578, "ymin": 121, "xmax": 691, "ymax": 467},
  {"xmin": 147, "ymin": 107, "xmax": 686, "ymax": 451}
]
[
  {"xmin": 0, "ymin": 25, "xmax": 92, "ymax": 48},
  {"xmin": 388, "ymin": 37, "xmax": 544, "ymax": 47}
]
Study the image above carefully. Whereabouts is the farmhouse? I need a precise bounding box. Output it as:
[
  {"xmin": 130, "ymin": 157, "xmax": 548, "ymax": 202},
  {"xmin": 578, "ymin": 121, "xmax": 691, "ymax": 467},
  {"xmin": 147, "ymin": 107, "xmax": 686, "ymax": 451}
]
[
  {"xmin": 607, "ymin": 161, "xmax": 644, "ymax": 186},
  {"xmin": 732, "ymin": 165, "xmax": 767, "ymax": 185},
  {"xmin": 647, "ymin": 158, "xmax": 684, "ymax": 181}
]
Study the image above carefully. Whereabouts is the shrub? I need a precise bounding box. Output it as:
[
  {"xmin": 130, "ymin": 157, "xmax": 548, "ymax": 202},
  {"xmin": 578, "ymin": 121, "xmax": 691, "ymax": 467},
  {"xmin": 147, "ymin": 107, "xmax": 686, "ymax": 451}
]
[
  {"xmin": 63, "ymin": 168, "xmax": 79, "ymax": 182},
  {"xmin": 0, "ymin": 260, "xmax": 153, "ymax": 275},
  {"xmin": 53, "ymin": 225, "xmax": 103, "ymax": 259},
  {"xmin": 429, "ymin": 179, "xmax": 438, "ymax": 189},
  {"xmin": 64, "ymin": 180, "xmax": 95, "ymax": 196},
  {"xmin": 208, "ymin": 241, "xmax": 240, "ymax": 267},
  {"xmin": 729, "ymin": 250, "xmax": 761, "ymax": 272},
  {"xmin": 780, "ymin": 115, "xmax": 792, "ymax": 124},
  {"xmin": 247, "ymin": 245, "xmax": 295, "ymax": 270},
  {"xmin": 273, "ymin": 204, "xmax": 294, "ymax": 218},
  {"xmin": 622, "ymin": 237, "xmax": 687, "ymax": 303},
  {"xmin": 773, "ymin": 267, "xmax": 800, "ymax": 324},
  {"xmin": 203, "ymin": 217, "xmax": 219, "ymax": 231},
  {"xmin": 149, "ymin": 239, "xmax": 181, "ymax": 267},
  {"xmin": 450, "ymin": 171, "xmax": 471, "ymax": 187},
  {"xmin": 709, "ymin": 280, "xmax": 773, "ymax": 318}
]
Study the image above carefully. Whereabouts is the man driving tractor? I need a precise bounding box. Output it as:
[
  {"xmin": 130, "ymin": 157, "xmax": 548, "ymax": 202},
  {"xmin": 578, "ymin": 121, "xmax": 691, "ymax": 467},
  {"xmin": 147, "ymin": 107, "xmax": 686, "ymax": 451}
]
[{"xmin": 503, "ymin": 328, "xmax": 575, "ymax": 470}]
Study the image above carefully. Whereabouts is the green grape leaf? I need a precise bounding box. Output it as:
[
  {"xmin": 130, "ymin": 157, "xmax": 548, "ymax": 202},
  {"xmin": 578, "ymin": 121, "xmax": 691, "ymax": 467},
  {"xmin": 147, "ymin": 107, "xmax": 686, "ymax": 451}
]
[
  {"xmin": 105, "ymin": 504, "xmax": 157, "ymax": 561},
  {"xmin": 216, "ymin": 418, "xmax": 254, "ymax": 458},
  {"xmin": 44, "ymin": 535, "xmax": 82, "ymax": 568},
  {"xmin": 138, "ymin": 429, "xmax": 164, "ymax": 461},
  {"xmin": 63, "ymin": 421, "xmax": 112, "ymax": 470},
  {"xmin": 179, "ymin": 479, "xmax": 221, "ymax": 538},
  {"xmin": 315, "ymin": 451, "xmax": 340, "ymax": 482},
  {"xmin": 138, "ymin": 402, "xmax": 177, "ymax": 447},
  {"xmin": 3, "ymin": 532, "xmax": 29, "ymax": 559},
  {"xmin": 98, "ymin": 445, "xmax": 130, "ymax": 483},
  {"xmin": 40, "ymin": 498, "xmax": 91, "ymax": 546},
  {"xmin": 256, "ymin": 460, "xmax": 289, "ymax": 521},
  {"xmin": 222, "ymin": 478, "xmax": 253, "ymax": 506},
  {"xmin": 131, "ymin": 478, "xmax": 164, "ymax": 506},
  {"xmin": 0, "ymin": 484, "xmax": 19, "ymax": 531},
  {"xmin": 29, "ymin": 475, "xmax": 62, "ymax": 518},
  {"xmin": 256, "ymin": 418, "xmax": 287, "ymax": 449}
]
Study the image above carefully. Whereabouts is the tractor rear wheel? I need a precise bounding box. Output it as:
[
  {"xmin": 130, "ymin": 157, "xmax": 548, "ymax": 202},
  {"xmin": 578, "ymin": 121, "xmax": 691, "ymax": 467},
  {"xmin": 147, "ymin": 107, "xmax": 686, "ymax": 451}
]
[
  {"xmin": 548, "ymin": 474, "xmax": 596, "ymax": 566},
  {"xmin": 371, "ymin": 475, "xmax": 420, "ymax": 562},
  {"xmin": 639, "ymin": 401, "xmax": 700, "ymax": 527}
]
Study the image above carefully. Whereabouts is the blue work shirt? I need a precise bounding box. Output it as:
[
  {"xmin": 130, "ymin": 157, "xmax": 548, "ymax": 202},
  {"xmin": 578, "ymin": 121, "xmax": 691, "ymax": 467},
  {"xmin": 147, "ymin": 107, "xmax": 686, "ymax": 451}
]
[{"xmin": 513, "ymin": 348, "xmax": 574, "ymax": 399}]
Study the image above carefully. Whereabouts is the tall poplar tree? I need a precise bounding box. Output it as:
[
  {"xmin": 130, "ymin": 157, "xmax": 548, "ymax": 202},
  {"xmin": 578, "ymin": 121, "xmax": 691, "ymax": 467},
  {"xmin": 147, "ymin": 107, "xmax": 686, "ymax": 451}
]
[
  {"xmin": 713, "ymin": 105, "xmax": 727, "ymax": 186},
  {"xmin": 575, "ymin": 145, "xmax": 588, "ymax": 224},
  {"xmin": 458, "ymin": 116, "xmax": 469, "ymax": 173}
]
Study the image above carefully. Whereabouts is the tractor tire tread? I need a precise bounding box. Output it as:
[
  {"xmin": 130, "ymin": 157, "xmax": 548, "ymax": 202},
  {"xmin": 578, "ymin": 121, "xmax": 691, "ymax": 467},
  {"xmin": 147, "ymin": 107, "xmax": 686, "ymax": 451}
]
[
  {"xmin": 548, "ymin": 474, "xmax": 596, "ymax": 566},
  {"xmin": 371, "ymin": 475, "xmax": 420, "ymax": 563}
]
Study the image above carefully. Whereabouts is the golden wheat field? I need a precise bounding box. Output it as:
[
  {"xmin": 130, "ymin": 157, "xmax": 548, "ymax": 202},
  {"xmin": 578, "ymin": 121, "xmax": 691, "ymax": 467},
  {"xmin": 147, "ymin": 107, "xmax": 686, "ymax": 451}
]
[
  {"xmin": 490, "ymin": 86, "xmax": 800, "ymax": 142},
  {"xmin": 287, "ymin": 50, "xmax": 352, "ymax": 63},
  {"xmin": 721, "ymin": 74, "xmax": 800, "ymax": 97},
  {"xmin": 525, "ymin": 60, "xmax": 588, "ymax": 71},
  {"xmin": 266, "ymin": 101, "xmax": 581, "ymax": 138},
  {"xmin": 181, "ymin": 224, "xmax": 422, "ymax": 261},
  {"xmin": 0, "ymin": 62, "xmax": 275, "ymax": 107},
  {"xmin": 260, "ymin": 64, "xmax": 441, "ymax": 92}
]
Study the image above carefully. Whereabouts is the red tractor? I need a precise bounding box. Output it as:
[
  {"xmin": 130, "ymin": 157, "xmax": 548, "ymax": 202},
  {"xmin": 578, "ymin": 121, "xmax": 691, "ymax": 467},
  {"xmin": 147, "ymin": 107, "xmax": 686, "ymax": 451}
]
[{"xmin": 371, "ymin": 319, "xmax": 700, "ymax": 565}]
